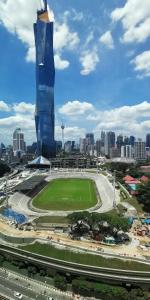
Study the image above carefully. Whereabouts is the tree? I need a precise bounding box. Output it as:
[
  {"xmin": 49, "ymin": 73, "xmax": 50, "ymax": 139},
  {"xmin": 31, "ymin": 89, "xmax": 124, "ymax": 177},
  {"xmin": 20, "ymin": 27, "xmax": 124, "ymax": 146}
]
[
  {"xmin": 0, "ymin": 254, "xmax": 4, "ymax": 266},
  {"xmin": 137, "ymin": 181, "xmax": 150, "ymax": 212},
  {"xmin": 54, "ymin": 274, "xmax": 67, "ymax": 291},
  {"xmin": 27, "ymin": 265, "xmax": 37, "ymax": 277},
  {"xmin": 0, "ymin": 161, "xmax": 10, "ymax": 177}
]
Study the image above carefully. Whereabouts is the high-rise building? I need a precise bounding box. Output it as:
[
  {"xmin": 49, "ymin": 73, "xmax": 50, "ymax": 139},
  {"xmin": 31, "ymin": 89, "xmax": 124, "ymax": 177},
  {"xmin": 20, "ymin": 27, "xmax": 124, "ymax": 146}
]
[
  {"xmin": 34, "ymin": 0, "xmax": 55, "ymax": 158},
  {"xmin": 64, "ymin": 141, "xmax": 72, "ymax": 153},
  {"xmin": 96, "ymin": 140, "xmax": 102, "ymax": 156},
  {"xmin": 101, "ymin": 131, "xmax": 105, "ymax": 146},
  {"xmin": 104, "ymin": 131, "xmax": 115, "ymax": 156},
  {"xmin": 86, "ymin": 133, "xmax": 94, "ymax": 145},
  {"xmin": 124, "ymin": 136, "xmax": 129, "ymax": 145},
  {"xmin": 116, "ymin": 134, "xmax": 124, "ymax": 153},
  {"xmin": 121, "ymin": 145, "xmax": 133, "ymax": 158},
  {"xmin": 129, "ymin": 136, "xmax": 135, "ymax": 147},
  {"xmin": 13, "ymin": 128, "xmax": 26, "ymax": 155},
  {"xmin": 80, "ymin": 138, "xmax": 87, "ymax": 154},
  {"xmin": 146, "ymin": 134, "xmax": 150, "ymax": 148},
  {"xmin": 134, "ymin": 140, "xmax": 146, "ymax": 160}
]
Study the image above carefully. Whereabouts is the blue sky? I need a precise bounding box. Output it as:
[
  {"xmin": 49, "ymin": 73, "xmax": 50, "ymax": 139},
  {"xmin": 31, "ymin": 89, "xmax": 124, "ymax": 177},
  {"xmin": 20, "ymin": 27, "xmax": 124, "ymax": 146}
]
[{"xmin": 0, "ymin": 0, "xmax": 150, "ymax": 145}]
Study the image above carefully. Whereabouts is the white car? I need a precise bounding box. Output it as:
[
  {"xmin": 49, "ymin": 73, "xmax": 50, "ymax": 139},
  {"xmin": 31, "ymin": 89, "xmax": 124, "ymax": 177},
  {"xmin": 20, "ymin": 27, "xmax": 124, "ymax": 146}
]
[{"xmin": 14, "ymin": 292, "xmax": 23, "ymax": 299}]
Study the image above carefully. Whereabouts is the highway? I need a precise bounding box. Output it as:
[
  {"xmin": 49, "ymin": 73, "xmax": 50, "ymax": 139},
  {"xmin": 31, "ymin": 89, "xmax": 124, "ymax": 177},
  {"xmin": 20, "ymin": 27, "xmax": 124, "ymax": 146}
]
[
  {"xmin": 0, "ymin": 268, "xmax": 74, "ymax": 300},
  {"xmin": 0, "ymin": 244, "xmax": 149, "ymax": 286}
]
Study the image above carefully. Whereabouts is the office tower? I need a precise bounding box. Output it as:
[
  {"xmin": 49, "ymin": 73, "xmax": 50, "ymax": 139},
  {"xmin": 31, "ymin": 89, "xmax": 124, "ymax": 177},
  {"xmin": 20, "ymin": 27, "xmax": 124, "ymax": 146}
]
[
  {"xmin": 124, "ymin": 136, "xmax": 129, "ymax": 145},
  {"xmin": 121, "ymin": 145, "xmax": 133, "ymax": 158},
  {"xmin": 110, "ymin": 148, "xmax": 120, "ymax": 158},
  {"xmin": 116, "ymin": 134, "xmax": 124, "ymax": 153},
  {"xmin": 104, "ymin": 131, "xmax": 115, "ymax": 156},
  {"xmin": 0, "ymin": 143, "xmax": 6, "ymax": 158},
  {"xmin": 86, "ymin": 133, "xmax": 94, "ymax": 145},
  {"xmin": 56, "ymin": 141, "xmax": 62, "ymax": 153},
  {"xmin": 96, "ymin": 140, "xmax": 102, "ymax": 156},
  {"xmin": 64, "ymin": 141, "xmax": 72, "ymax": 153},
  {"xmin": 80, "ymin": 138, "xmax": 87, "ymax": 154},
  {"xmin": 134, "ymin": 140, "xmax": 146, "ymax": 160},
  {"xmin": 34, "ymin": 0, "xmax": 55, "ymax": 158},
  {"xmin": 129, "ymin": 136, "xmax": 135, "ymax": 147},
  {"xmin": 13, "ymin": 128, "xmax": 26, "ymax": 155},
  {"xmin": 71, "ymin": 141, "xmax": 75, "ymax": 151},
  {"xmin": 101, "ymin": 131, "xmax": 105, "ymax": 146},
  {"xmin": 146, "ymin": 134, "xmax": 150, "ymax": 148}
]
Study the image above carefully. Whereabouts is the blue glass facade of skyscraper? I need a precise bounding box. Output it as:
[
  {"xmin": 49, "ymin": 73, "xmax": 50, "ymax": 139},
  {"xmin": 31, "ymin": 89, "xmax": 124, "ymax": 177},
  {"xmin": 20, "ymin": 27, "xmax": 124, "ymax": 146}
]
[{"xmin": 34, "ymin": 0, "xmax": 56, "ymax": 158}]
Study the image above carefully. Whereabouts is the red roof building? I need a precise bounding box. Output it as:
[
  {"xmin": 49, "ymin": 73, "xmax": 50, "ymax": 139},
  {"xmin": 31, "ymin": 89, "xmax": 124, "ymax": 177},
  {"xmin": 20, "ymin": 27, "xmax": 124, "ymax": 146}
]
[
  {"xmin": 140, "ymin": 175, "xmax": 149, "ymax": 182},
  {"xmin": 123, "ymin": 175, "xmax": 135, "ymax": 181},
  {"xmin": 125, "ymin": 180, "xmax": 140, "ymax": 184}
]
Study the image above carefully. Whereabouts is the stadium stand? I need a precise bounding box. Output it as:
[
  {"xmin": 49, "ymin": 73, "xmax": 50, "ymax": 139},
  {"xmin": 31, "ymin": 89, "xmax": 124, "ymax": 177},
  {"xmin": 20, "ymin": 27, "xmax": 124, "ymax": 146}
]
[{"xmin": 14, "ymin": 176, "xmax": 45, "ymax": 192}]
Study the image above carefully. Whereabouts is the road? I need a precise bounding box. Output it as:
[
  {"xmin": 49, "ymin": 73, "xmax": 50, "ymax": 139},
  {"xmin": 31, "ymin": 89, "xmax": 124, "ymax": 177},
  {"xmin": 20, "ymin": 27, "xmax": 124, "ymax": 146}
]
[
  {"xmin": 0, "ymin": 245, "xmax": 149, "ymax": 286},
  {"xmin": 0, "ymin": 268, "xmax": 74, "ymax": 300}
]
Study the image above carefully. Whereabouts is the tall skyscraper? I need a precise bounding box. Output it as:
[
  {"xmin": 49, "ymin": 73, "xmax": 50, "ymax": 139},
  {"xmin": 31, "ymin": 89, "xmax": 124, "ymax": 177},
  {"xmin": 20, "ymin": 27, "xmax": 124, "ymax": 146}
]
[
  {"xmin": 80, "ymin": 138, "xmax": 87, "ymax": 154},
  {"xmin": 121, "ymin": 145, "xmax": 133, "ymax": 159},
  {"xmin": 116, "ymin": 134, "xmax": 124, "ymax": 153},
  {"xmin": 86, "ymin": 133, "xmax": 94, "ymax": 145},
  {"xmin": 146, "ymin": 134, "xmax": 150, "ymax": 148},
  {"xmin": 134, "ymin": 140, "xmax": 146, "ymax": 160},
  {"xmin": 34, "ymin": 0, "xmax": 56, "ymax": 158},
  {"xmin": 101, "ymin": 131, "xmax": 105, "ymax": 146},
  {"xmin": 104, "ymin": 131, "xmax": 115, "ymax": 156},
  {"xmin": 129, "ymin": 135, "xmax": 135, "ymax": 147},
  {"xmin": 13, "ymin": 128, "xmax": 26, "ymax": 155}
]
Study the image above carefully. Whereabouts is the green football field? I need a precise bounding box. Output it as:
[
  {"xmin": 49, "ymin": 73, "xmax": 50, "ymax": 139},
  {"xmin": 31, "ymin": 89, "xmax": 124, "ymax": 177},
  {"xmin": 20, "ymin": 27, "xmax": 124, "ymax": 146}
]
[{"xmin": 32, "ymin": 178, "xmax": 97, "ymax": 211}]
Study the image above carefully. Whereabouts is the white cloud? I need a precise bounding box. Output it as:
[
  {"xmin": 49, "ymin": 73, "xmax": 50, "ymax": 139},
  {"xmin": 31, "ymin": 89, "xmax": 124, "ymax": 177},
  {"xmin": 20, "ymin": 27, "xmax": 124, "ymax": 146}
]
[
  {"xmin": 0, "ymin": 101, "xmax": 10, "ymax": 112},
  {"xmin": 111, "ymin": 0, "xmax": 150, "ymax": 43},
  {"xmin": 54, "ymin": 54, "xmax": 70, "ymax": 70},
  {"xmin": 54, "ymin": 22, "xmax": 79, "ymax": 52},
  {"xmin": 0, "ymin": 0, "xmax": 39, "ymax": 62},
  {"xmin": 72, "ymin": 9, "xmax": 84, "ymax": 22},
  {"xmin": 80, "ymin": 48, "xmax": 99, "ymax": 75},
  {"xmin": 0, "ymin": 0, "xmax": 79, "ymax": 70},
  {"xmin": 87, "ymin": 101, "xmax": 150, "ymax": 137},
  {"xmin": 1, "ymin": 100, "xmax": 150, "ymax": 144},
  {"xmin": 59, "ymin": 100, "xmax": 94, "ymax": 116},
  {"xmin": 99, "ymin": 31, "xmax": 114, "ymax": 49},
  {"xmin": 55, "ymin": 125, "xmax": 85, "ymax": 141},
  {"xmin": 131, "ymin": 50, "xmax": 150, "ymax": 78},
  {"xmin": 13, "ymin": 102, "xmax": 35, "ymax": 114}
]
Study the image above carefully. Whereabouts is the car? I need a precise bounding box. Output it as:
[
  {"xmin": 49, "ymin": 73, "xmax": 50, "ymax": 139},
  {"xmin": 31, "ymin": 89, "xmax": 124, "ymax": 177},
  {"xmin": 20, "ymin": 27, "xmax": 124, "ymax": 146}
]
[
  {"xmin": 47, "ymin": 297, "xmax": 55, "ymax": 300},
  {"xmin": 14, "ymin": 292, "xmax": 23, "ymax": 299}
]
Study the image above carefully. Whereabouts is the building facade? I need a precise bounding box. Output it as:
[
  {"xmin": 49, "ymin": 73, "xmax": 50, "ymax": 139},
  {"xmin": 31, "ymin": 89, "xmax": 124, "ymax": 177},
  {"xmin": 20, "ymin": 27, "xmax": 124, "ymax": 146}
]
[
  {"xmin": 34, "ymin": 0, "xmax": 55, "ymax": 158},
  {"xmin": 104, "ymin": 131, "xmax": 115, "ymax": 157},
  {"xmin": 146, "ymin": 133, "xmax": 150, "ymax": 148},
  {"xmin": 121, "ymin": 145, "xmax": 133, "ymax": 159},
  {"xmin": 134, "ymin": 140, "xmax": 146, "ymax": 160},
  {"xmin": 13, "ymin": 128, "xmax": 26, "ymax": 156}
]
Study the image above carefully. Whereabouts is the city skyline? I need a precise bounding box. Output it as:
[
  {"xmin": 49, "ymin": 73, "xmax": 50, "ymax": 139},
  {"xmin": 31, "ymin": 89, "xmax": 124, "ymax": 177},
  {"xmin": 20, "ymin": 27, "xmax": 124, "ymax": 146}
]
[{"xmin": 0, "ymin": 0, "xmax": 149, "ymax": 145}]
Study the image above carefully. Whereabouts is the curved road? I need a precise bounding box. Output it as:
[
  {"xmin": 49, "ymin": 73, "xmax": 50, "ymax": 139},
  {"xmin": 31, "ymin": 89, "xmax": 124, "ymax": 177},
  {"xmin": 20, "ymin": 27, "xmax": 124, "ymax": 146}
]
[{"xmin": 0, "ymin": 244, "xmax": 149, "ymax": 286}]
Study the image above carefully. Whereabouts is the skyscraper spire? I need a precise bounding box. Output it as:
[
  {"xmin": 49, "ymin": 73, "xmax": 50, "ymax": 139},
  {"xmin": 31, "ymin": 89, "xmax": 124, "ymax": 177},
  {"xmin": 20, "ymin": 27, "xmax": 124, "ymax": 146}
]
[{"xmin": 43, "ymin": 0, "xmax": 47, "ymax": 11}]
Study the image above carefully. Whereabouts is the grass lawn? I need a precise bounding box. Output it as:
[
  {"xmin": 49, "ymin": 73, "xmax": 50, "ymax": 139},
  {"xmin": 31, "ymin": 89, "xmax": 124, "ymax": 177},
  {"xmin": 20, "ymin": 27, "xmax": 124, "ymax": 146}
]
[
  {"xmin": 34, "ymin": 216, "xmax": 69, "ymax": 224},
  {"xmin": 120, "ymin": 186, "xmax": 144, "ymax": 214},
  {"xmin": 121, "ymin": 194, "xmax": 144, "ymax": 214},
  {"xmin": 32, "ymin": 178, "xmax": 97, "ymax": 211},
  {"xmin": 21, "ymin": 243, "xmax": 150, "ymax": 271}
]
